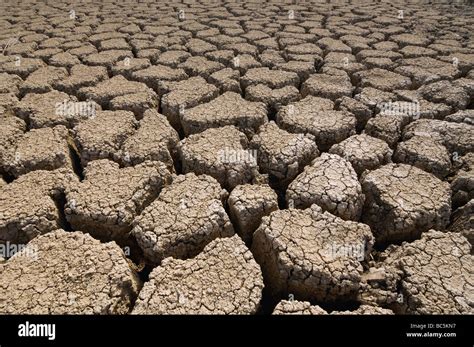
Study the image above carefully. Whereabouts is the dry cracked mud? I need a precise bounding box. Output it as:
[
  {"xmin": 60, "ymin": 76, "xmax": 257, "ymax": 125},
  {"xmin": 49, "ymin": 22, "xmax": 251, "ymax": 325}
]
[
  {"xmin": 0, "ymin": 0, "xmax": 473, "ymax": 316},
  {"xmin": 0, "ymin": 230, "xmax": 140, "ymax": 314}
]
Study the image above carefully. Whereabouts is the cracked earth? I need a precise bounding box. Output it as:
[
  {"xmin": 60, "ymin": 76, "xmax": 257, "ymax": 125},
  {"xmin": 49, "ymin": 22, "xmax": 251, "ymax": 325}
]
[{"xmin": 0, "ymin": 0, "xmax": 473, "ymax": 315}]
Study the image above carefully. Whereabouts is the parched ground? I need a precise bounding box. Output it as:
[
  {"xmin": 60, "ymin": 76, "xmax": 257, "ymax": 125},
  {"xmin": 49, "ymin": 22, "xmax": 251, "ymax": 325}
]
[{"xmin": 0, "ymin": 0, "xmax": 473, "ymax": 315}]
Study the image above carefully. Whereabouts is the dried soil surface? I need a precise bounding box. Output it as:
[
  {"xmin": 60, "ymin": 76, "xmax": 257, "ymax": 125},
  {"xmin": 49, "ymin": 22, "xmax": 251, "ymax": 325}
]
[{"xmin": 0, "ymin": 0, "xmax": 472, "ymax": 315}]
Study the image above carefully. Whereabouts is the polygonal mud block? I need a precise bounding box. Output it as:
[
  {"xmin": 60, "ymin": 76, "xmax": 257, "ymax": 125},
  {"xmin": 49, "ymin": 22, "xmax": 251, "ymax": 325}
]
[
  {"xmin": 155, "ymin": 50, "xmax": 191, "ymax": 68},
  {"xmin": 20, "ymin": 62, "xmax": 64, "ymax": 95},
  {"xmin": 0, "ymin": 57, "xmax": 45, "ymax": 79},
  {"xmin": 65, "ymin": 159, "xmax": 171, "ymax": 243},
  {"xmin": 231, "ymin": 54, "xmax": 261, "ymax": 74},
  {"xmin": 255, "ymin": 37, "xmax": 280, "ymax": 52},
  {"xmin": 136, "ymin": 48, "xmax": 161, "ymax": 61},
  {"xmin": 259, "ymin": 50, "xmax": 286, "ymax": 67},
  {"xmin": 391, "ymin": 89, "xmax": 452, "ymax": 120},
  {"xmin": 363, "ymin": 114, "xmax": 404, "ymax": 148},
  {"xmin": 67, "ymin": 44, "xmax": 98, "ymax": 59},
  {"xmin": 109, "ymin": 92, "xmax": 158, "ymax": 119},
  {"xmin": 82, "ymin": 49, "xmax": 133, "ymax": 68},
  {"xmin": 250, "ymin": 121, "xmax": 319, "ymax": 185},
  {"xmin": 205, "ymin": 49, "xmax": 234, "ymax": 65},
  {"xmin": 286, "ymin": 42, "xmax": 324, "ymax": 56},
  {"xmin": 0, "ymin": 230, "xmax": 141, "ymax": 314},
  {"xmin": 318, "ymin": 37, "xmax": 351, "ymax": 54},
  {"xmin": 394, "ymin": 136, "xmax": 451, "ymax": 178},
  {"xmin": 0, "ymin": 114, "xmax": 26, "ymax": 167},
  {"xmin": 99, "ymin": 38, "xmax": 130, "ymax": 51},
  {"xmin": 356, "ymin": 49, "xmax": 402, "ymax": 62},
  {"xmin": 245, "ymin": 84, "xmax": 300, "ymax": 113},
  {"xmin": 132, "ymin": 235, "xmax": 263, "ymax": 314},
  {"xmin": 0, "ymin": 168, "xmax": 77, "ymax": 244},
  {"xmin": 445, "ymin": 109, "xmax": 474, "ymax": 125},
  {"xmin": 241, "ymin": 67, "xmax": 299, "ymax": 89},
  {"xmin": 161, "ymin": 76, "xmax": 219, "ymax": 130},
  {"xmin": 324, "ymin": 51, "xmax": 359, "ymax": 66},
  {"xmin": 329, "ymin": 134, "xmax": 393, "ymax": 176},
  {"xmin": 20, "ymin": 66, "xmax": 68, "ymax": 95},
  {"xmin": 391, "ymin": 33, "xmax": 431, "ymax": 47},
  {"xmin": 118, "ymin": 109, "xmax": 178, "ymax": 170},
  {"xmin": 208, "ymin": 68, "xmax": 241, "ymax": 93},
  {"xmin": 438, "ymin": 53, "xmax": 474, "ymax": 75},
  {"xmin": 320, "ymin": 58, "xmax": 355, "ymax": 73},
  {"xmin": 180, "ymin": 92, "xmax": 268, "ymax": 137},
  {"xmin": 132, "ymin": 173, "xmax": 233, "ymax": 263},
  {"xmin": 373, "ymin": 231, "xmax": 473, "ymax": 314},
  {"xmin": 448, "ymin": 199, "xmax": 474, "ymax": 247},
  {"xmin": 450, "ymin": 76, "xmax": 474, "ymax": 98},
  {"xmin": 361, "ymin": 164, "xmax": 451, "ymax": 244},
  {"xmin": 301, "ymin": 73, "xmax": 353, "ymax": 100},
  {"xmin": 354, "ymin": 68, "xmax": 412, "ymax": 92},
  {"xmin": 78, "ymin": 75, "xmax": 157, "ymax": 109},
  {"xmin": 322, "ymin": 62, "xmax": 366, "ymax": 78},
  {"xmin": 251, "ymin": 205, "xmax": 374, "ymax": 302},
  {"xmin": 110, "ymin": 58, "xmax": 151, "ymax": 79},
  {"xmin": 185, "ymin": 38, "xmax": 217, "ymax": 55},
  {"xmin": 131, "ymin": 64, "xmax": 188, "ymax": 91},
  {"xmin": 363, "ymin": 57, "xmax": 396, "ymax": 69},
  {"xmin": 206, "ymin": 33, "xmax": 243, "ymax": 48},
  {"xmin": 178, "ymin": 56, "xmax": 224, "ymax": 78},
  {"xmin": 178, "ymin": 126, "xmax": 258, "ymax": 190},
  {"xmin": 287, "ymin": 153, "xmax": 364, "ymax": 221},
  {"xmin": 72, "ymin": 110, "xmax": 137, "ymax": 166},
  {"xmin": 54, "ymin": 64, "xmax": 108, "ymax": 94},
  {"xmin": 15, "ymin": 90, "xmax": 84, "ymax": 129},
  {"xmin": 223, "ymin": 42, "xmax": 258, "ymax": 57},
  {"xmin": 419, "ymin": 80, "xmax": 469, "ymax": 110},
  {"xmin": 29, "ymin": 47, "xmax": 62, "ymax": 60},
  {"xmin": 337, "ymin": 96, "xmax": 372, "ymax": 131},
  {"xmin": 1, "ymin": 125, "xmax": 73, "ymax": 177},
  {"xmin": 0, "ymin": 93, "xmax": 19, "ymax": 114},
  {"xmin": 277, "ymin": 96, "xmax": 356, "ymax": 152},
  {"xmin": 399, "ymin": 45, "xmax": 437, "ymax": 59},
  {"xmin": 354, "ymin": 87, "xmax": 398, "ymax": 110},
  {"xmin": 276, "ymin": 60, "xmax": 315, "ymax": 81},
  {"xmin": 49, "ymin": 52, "xmax": 81, "ymax": 68},
  {"xmin": 394, "ymin": 57, "xmax": 460, "ymax": 88},
  {"xmin": 0, "ymin": 73, "xmax": 23, "ymax": 96},
  {"xmin": 228, "ymin": 184, "xmax": 278, "ymax": 243},
  {"xmin": 88, "ymin": 33, "xmax": 125, "ymax": 45},
  {"xmin": 403, "ymin": 119, "xmax": 474, "ymax": 155},
  {"xmin": 450, "ymin": 153, "xmax": 474, "ymax": 209}
]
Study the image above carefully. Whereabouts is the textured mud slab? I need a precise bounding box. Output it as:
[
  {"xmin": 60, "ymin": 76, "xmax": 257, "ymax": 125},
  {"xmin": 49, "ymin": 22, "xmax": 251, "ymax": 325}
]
[
  {"xmin": 252, "ymin": 205, "xmax": 374, "ymax": 302},
  {"xmin": 132, "ymin": 235, "xmax": 263, "ymax": 314},
  {"xmin": 0, "ymin": 230, "xmax": 141, "ymax": 314},
  {"xmin": 132, "ymin": 173, "xmax": 234, "ymax": 263},
  {"xmin": 65, "ymin": 159, "xmax": 171, "ymax": 243},
  {"xmin": 0, "ymin": 0, "xmax": 473, "ymax": 315},
  {"xmin": 360, "ymin": 231, "xmax": 473, "ymax": 314},
  {"xmin": 361, "ymin": 164, "xmax": 451, "ymax": 244},
  {"xmin": 0, "ymin": 168, "xmax": 77, "ymax": 243}
]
